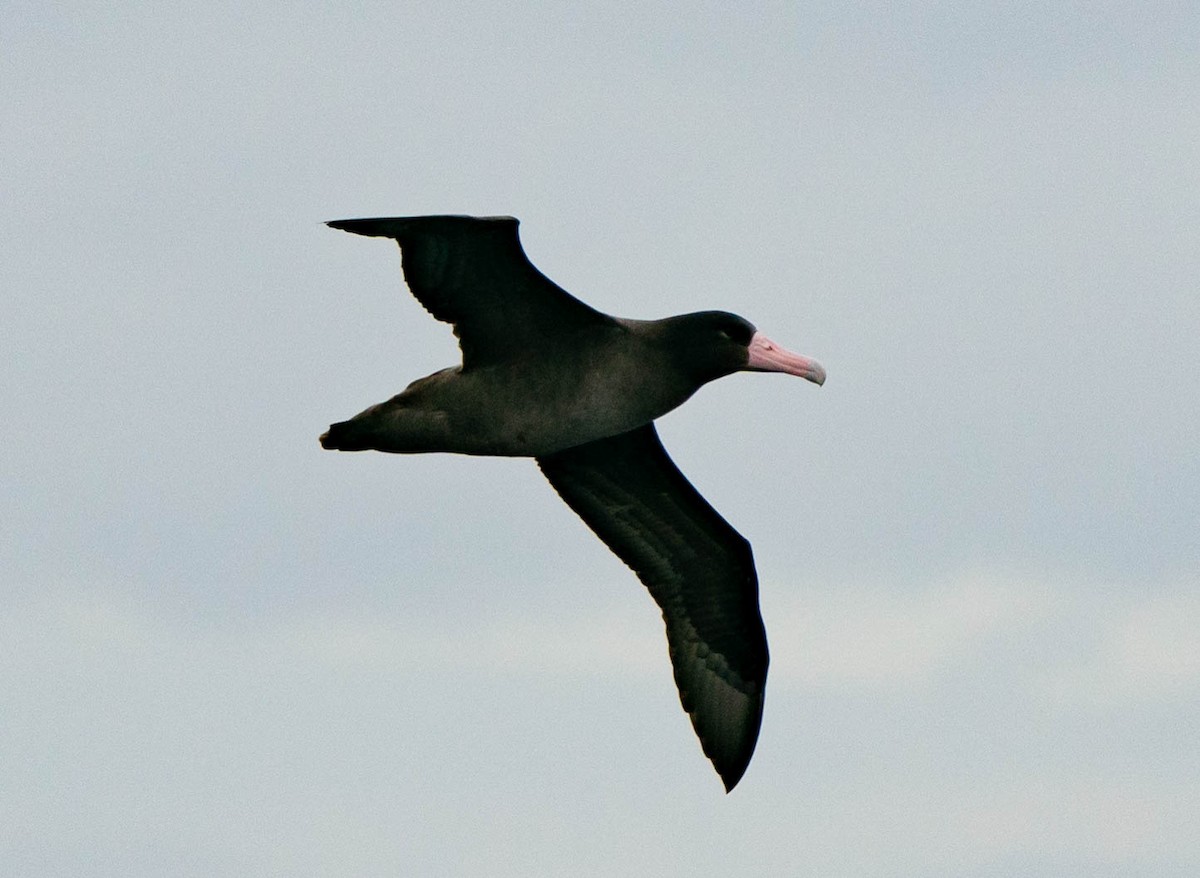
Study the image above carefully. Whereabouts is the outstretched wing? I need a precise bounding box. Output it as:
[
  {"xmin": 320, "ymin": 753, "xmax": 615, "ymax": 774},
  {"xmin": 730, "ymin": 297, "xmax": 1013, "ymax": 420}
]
[
  {"xmin": 327, "ymin": 215, "xmax": 613, "ymax": 368},
  {"xmin": 537, "ymin": 424, "xmax": 768, "ymax": 791}
]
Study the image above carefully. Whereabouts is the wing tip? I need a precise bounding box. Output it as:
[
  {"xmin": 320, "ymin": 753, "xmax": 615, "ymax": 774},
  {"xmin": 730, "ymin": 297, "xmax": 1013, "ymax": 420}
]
[
  {"xmin": 677, "ymin": 658, "xmax": 765, "ymax": 792},
  {"xmin": 704, "ymin": 706, "xmax": 762, "ymax": 792},
  {"xmin": 325, "ymin": 215, "xmax": 519, "ymax": 238},
  {"xmin": 325, "ymin": 218, "xmax": 394, "ymax": 237},
  {"xmin": 719, "ymin": 762, "xmax": 750, "ymax": 793}
]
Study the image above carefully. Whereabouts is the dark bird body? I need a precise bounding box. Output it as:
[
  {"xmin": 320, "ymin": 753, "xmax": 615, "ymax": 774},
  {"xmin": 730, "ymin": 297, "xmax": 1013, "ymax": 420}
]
[{"xmin": 321, "ymin": 215, "xmax": 825, "ymax": 790}]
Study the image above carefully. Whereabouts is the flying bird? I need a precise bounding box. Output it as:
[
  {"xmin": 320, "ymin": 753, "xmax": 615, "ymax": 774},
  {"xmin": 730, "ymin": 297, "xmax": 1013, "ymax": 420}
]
[{"xmin": 320, "ymin": 215, "xmax": 825, "ymax": 790}]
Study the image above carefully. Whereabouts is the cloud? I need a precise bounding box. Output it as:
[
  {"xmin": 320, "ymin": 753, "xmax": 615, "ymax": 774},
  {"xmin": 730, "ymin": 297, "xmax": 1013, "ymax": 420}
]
[
  {"xmin": 954, "ymin": 776, "xmax": 1192, "ymax": 863},
  {"xmin": 1114, "ymin": 598, "xmax": 1200, "ymax": 688},
  {"xmin": 1036, "ymin": 589, "xmax": 1200, "ymax": 704},
  {"xmin": 277, "ymin": 603, "xmax": 666, "ymax": 679},
  {"xmin": 755, "ymin": 569, "xmax": 1200, "ymax": 707},
  {"xmin": 6, "ymin": 575, "xmax": 1197, "ymax": 875},
  {"xmin": 14, "ymin": 571, "xmax": 1196, "ymax": 703},
  {"xmin": 765, "ymin": 571, "xmax": 1053, "ymax": 688}
]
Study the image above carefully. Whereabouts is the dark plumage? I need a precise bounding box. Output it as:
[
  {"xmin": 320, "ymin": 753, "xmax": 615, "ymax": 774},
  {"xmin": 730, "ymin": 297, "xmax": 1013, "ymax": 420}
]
[{"xmin": 321, "ymin": 215, "xmax": 825, "ymax": 790}]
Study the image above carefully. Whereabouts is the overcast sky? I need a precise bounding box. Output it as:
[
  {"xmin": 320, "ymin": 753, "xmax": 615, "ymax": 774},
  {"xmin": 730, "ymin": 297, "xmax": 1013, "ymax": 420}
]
[{"xmin": 3, "ymin": 3, "xmax": 1198, "ymax": 876}]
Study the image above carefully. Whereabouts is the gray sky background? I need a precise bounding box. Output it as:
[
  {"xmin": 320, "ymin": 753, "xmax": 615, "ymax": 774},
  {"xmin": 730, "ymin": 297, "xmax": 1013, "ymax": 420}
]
[{"xmin": 3, "ymin": 3, "xmax": 1198, "ymax": 876}]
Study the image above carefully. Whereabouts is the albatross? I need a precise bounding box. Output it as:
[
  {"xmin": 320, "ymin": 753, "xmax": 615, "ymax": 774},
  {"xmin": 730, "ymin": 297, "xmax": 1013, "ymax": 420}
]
[{"xmin": 320, "ymin": 215, "xmax": 825, "ymax": 791}]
